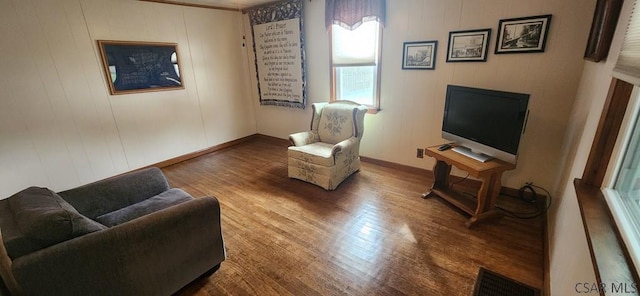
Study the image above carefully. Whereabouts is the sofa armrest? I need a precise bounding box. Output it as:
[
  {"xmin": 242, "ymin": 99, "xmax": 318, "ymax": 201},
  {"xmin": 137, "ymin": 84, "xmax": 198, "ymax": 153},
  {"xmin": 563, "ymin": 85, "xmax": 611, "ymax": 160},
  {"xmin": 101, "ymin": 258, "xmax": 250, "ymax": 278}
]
[
  {"xmin": 58, "ymin": 167, "xmax": 171, "ymax": 219},
  {"xmin": 12, "ymin": 197, "xmax": 225, "ymax": 296},
  {"xmin": 289, "ymin": 131, "xmax": 319, "ymax": 147}
]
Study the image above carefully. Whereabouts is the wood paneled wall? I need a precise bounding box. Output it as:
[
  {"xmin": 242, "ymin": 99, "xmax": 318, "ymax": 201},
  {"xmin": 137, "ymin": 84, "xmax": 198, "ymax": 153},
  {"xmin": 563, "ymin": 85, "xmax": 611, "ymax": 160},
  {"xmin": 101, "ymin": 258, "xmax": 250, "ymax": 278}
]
[
  {"xmin": 0, "ymin": 0, "xmax": 256, "ymax": 197},
  {"xmin": 248, "ymin": 0, "xmax": 596, "ymax": 191}
]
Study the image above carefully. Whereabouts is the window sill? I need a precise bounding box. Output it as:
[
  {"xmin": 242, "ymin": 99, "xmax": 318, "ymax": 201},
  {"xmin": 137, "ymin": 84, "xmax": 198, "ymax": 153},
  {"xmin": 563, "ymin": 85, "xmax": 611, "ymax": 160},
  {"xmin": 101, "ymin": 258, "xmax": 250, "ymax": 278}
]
[
  {"xmin": 367, "ymin": 107, "xmax": 379, "ymax": 114},
  {"xmin": 574, "ymin": 178, "xmax": 639, "ymax": 293}
]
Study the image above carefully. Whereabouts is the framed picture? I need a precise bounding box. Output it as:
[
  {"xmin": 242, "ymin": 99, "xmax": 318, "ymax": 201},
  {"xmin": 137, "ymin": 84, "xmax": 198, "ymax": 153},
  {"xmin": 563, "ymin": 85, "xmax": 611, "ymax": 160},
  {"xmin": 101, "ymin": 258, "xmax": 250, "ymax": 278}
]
[
  {"xmin": 584, "ymin": 0, "xmax": 622, "ymax": 62},
  {"xmin": 446, "ymin": 29, "xmax": 491, "ymax": 62},
  {"xmin": 495, "ymin": 15, "xmax": 552, "ymax": 54},
  {"xmin": 97, "ymin": 40, "xmax": 184, "ymax": 95},
  {"xmin": 402, "ymin": 41, "xmax": 438, "ymax": 70}
]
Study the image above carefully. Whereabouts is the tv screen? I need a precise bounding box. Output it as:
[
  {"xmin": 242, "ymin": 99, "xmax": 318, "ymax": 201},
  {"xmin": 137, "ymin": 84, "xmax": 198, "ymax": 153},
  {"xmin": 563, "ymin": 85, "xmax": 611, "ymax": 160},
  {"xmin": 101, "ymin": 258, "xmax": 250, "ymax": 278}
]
[{"xmin": 442, "ymin": 85, "xmax": 529, "ymax": 163}]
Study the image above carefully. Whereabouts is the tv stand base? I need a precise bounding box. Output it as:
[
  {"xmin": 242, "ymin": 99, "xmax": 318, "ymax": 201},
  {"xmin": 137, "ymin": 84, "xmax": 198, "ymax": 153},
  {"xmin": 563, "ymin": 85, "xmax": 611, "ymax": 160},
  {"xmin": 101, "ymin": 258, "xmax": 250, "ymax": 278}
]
[{"xmin": 423, "ymin": 145, "xmax": 515, "ymax": 228}]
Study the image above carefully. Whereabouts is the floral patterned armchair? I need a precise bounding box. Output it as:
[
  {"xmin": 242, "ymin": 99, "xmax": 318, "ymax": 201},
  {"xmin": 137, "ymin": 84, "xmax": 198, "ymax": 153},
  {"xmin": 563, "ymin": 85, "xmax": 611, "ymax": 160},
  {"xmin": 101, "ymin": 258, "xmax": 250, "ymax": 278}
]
[{"xmin": 288, "ymin": 101, "xmax": 367, "ymax": 190}]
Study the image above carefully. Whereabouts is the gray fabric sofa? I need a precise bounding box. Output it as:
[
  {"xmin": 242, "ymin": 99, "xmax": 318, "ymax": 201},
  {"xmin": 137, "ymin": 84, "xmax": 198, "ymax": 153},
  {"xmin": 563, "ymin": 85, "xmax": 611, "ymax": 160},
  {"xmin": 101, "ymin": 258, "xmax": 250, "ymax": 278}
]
[{"xmin": 0, "ymin": 167, "xmax": 225, "ymax": 296}]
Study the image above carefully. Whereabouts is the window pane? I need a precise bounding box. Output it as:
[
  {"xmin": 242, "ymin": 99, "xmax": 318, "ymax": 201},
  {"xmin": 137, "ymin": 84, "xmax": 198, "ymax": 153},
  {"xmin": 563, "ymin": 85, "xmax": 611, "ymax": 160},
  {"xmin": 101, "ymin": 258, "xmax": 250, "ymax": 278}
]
[
  {"xmin": 615, "ymin": 112, "xmax": 640, "ymax": 231},
  {"xmin": 332, "ymin": 21, "xmax": 379, "ymax": 66},
  {"xmin": 609, "ymin": 90, "xmax": 640, "ymax": 276},
  {"xmin": 330, "ymin": 20, "xmax": 381, "ymax": 109},
  {"xmin": 335, "ymin": 65, "xmax": 377, "ymax": 106}
]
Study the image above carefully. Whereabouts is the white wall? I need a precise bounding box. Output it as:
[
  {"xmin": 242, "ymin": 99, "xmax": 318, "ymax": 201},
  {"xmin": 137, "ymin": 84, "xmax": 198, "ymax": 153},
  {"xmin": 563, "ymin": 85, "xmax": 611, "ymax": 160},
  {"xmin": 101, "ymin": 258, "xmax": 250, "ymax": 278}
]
[
  {"xmin": 0, "ymin": 0, "xmax": 623, "ymax": 293},
  {"xmin": 548, "ymin": 0, "xmax": 636, "ymax": 294},
  {"xmin": 0, "ymin": 0, "xmax": 256, "ymax": 197},
  {"xmin": 248, "ymin": 0, "xmax": 595, "ymax": 191}
]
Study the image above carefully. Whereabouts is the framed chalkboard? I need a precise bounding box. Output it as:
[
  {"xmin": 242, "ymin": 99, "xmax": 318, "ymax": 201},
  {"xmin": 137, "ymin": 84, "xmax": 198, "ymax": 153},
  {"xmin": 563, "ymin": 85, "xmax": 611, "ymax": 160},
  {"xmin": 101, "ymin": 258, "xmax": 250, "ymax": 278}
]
[{"xmin": 97, "ymin": 40, "xmax": 184, "ymax": 95}]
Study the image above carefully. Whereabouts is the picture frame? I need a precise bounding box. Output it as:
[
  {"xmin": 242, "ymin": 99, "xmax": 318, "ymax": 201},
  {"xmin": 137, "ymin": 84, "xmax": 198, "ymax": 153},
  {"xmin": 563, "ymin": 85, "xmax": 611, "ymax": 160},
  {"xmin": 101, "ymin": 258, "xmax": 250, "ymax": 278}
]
[
  {"xmin": 584, "ymin": 0, "xmax": 622, "ymax": 62},
  {"xmin": 446, "ymin": 29, "xmax": 491, "ymax": 62},
  {"xmin": 495, "ymin": 14, "xmax": 552, "ymax": 54},
  {"xmin": 97, "ymin": 40, "xmax": 184, "ymax": 95},
  {"xmin": 402, "ymin": 41, "xmax": 438, "ymax": 70}
]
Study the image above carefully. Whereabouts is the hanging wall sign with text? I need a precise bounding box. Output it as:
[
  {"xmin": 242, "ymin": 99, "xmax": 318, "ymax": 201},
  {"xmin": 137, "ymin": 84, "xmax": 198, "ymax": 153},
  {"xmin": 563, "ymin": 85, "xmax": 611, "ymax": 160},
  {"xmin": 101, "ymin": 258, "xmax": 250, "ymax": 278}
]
[{"xmin": 247, "ymin": 0, "xmax": 307, "ymax": 109}]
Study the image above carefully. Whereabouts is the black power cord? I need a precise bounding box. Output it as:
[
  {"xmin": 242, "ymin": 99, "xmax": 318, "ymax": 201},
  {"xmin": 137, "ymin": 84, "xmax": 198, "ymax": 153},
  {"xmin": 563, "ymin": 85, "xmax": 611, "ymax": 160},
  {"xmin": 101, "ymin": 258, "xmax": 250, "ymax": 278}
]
[
  {"xmin": 496, "ymin": 182, "xmax": 552, "ymax": 219},
  {"xmin": 450, "ymin": 172, "xmax": 470, "ymax": 187}
]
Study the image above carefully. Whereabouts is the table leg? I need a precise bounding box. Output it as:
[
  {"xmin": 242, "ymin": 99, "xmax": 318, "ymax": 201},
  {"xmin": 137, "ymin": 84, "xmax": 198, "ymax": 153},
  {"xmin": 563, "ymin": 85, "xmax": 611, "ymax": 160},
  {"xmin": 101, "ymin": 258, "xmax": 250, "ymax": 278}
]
[
  {"xmin": 465, "ymin": 211, "xmax": 504, "ymax": 228},
  {"xmin": 422, "ymin": 160, "xmax": 451, "ymax": 198},
  {"xmin": 485, "ymin": 172, "xmax": 504, "ymax": 211},
  {"xmin": 466, "ymin": 172, "xmax": 504, "ymax": 227}
]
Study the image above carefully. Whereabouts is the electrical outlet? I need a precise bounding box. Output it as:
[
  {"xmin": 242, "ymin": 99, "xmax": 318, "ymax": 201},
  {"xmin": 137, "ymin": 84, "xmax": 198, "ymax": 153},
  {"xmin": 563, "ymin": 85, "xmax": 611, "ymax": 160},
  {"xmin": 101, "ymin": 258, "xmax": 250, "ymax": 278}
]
[{"xmin": 417, "ymin": 148, "xmax": 424, "ymax": 158}]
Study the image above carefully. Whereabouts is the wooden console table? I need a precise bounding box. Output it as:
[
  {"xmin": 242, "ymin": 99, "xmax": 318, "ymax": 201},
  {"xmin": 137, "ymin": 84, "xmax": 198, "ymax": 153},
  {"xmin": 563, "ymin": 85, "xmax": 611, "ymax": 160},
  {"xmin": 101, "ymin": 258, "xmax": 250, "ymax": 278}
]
[{"xmin": 423, "ymin": 145, "xmax": 516, "ymax": 228}]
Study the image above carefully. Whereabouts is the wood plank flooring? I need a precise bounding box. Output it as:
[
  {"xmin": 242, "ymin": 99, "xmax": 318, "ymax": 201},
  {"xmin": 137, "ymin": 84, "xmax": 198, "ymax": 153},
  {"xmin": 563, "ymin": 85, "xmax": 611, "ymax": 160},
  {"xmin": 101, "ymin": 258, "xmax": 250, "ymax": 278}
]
[{"xmin": 165, "ymin": 136, "xmax": 544, "ymax": 296}]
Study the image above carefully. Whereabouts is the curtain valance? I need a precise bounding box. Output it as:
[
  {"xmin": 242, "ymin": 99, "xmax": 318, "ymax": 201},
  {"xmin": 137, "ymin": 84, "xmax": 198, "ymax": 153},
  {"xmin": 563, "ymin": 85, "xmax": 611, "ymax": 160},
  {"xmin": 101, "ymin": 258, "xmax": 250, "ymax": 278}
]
[{"xmin": 325, "ymin": 0, "xmax": 386, "ymax": 30}]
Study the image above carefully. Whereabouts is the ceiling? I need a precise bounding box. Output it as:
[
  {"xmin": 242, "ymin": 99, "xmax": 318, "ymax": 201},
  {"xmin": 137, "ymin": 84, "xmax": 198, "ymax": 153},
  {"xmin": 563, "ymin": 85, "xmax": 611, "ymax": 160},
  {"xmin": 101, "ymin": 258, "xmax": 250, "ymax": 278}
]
[{"xmin": 145, "ymin": 0, "xmax": 280, "ymax": 10}]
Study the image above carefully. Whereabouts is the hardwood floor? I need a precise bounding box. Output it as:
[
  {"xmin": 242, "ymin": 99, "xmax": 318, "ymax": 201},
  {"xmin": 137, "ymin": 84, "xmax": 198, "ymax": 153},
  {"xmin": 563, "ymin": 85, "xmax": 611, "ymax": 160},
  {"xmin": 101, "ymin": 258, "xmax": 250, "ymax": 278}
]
[{"xmin": 166, "ymin": 136, "xmax": 544, "ymax": 296}]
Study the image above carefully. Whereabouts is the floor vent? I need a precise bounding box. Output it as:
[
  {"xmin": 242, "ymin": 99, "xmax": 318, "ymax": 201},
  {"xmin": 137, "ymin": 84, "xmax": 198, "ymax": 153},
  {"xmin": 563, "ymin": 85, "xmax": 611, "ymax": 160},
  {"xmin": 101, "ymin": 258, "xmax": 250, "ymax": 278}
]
[{"xmin": 472, "ymin": 267, "xmax": 541, "ymax": 296}]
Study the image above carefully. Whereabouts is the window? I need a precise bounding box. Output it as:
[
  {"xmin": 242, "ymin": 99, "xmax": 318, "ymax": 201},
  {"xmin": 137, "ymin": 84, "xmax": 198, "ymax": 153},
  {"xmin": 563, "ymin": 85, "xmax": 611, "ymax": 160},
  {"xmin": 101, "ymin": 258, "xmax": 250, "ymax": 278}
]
[
  {"xmin": 600, "ymin": 0, "xmax": 640, "ymax": 275},
  {"xmin": 577, "ymin": 0, "xmax": 640, "ymax": 282},
  {"xmin": 604, "ymin": 87, "xmax": 640, "ymax": 275},
  {"xmin": 330, "ymin": 20, "xmax": 382, "ymax": 111}
]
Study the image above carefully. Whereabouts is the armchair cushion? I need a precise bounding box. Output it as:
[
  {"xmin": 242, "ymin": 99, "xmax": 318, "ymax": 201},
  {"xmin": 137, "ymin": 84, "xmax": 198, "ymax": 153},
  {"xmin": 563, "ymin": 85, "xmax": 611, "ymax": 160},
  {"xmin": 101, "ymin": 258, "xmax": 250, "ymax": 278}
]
[
  {"xmin": 95, "ymin": 188, "xmax": 193, "ymax": 227},
  {"xmin": 4, "ymin": 187, "xmax": 106, "ymax": 258},
  {"xmin": 288, "ymin": 142, "xmax": 336, "ymax": 167},
  {"xmin": 317, "ymin": 104, "xmax": 357, "ymax": 144}
]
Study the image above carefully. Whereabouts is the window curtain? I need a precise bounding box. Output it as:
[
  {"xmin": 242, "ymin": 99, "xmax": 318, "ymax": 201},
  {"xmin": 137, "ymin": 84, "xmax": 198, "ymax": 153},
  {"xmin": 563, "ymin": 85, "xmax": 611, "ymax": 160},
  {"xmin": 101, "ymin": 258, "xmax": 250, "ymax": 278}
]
[
  {"xmin": 614, "ymin": 0, "xmax": 640, "ymax": 85},
  {"xmin": 325, "ymin": 0, "xmax": 386, "ymax": 30}
]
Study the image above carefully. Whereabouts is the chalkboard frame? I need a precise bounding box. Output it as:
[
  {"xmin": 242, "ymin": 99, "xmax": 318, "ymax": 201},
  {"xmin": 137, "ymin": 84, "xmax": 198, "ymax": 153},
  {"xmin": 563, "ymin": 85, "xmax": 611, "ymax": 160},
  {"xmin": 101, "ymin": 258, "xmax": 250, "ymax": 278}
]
[{"xmin": 97, "ymin": 40, "xmax": 184, "ymax": 95}]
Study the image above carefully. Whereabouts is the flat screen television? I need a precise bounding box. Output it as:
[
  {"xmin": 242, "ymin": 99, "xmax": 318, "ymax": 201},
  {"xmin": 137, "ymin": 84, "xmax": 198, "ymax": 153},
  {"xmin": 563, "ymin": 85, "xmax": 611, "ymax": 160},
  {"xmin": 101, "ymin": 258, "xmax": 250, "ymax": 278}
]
[{"xmin": 442, "ymin": 85, "xmax": 530, "ymax": 163}]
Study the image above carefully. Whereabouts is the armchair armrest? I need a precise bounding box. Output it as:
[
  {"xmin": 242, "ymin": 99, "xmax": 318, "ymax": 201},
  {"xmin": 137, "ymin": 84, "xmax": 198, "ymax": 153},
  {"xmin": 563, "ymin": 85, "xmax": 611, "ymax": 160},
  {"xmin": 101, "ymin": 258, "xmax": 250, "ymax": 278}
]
[
  {"xmin": 331, "ymin": 137, "xmax": 359, "ymax": 155},
  {"xmin": 12, "ymin": 197, "xmax": 225, "ymax": 296},
  {"xmin": 58, "ymin": 167, "xmax": 170, "ymax": 219},
  {"xmin": 289, "ymin": 131, "xmax": 319, "ymax": 147}
]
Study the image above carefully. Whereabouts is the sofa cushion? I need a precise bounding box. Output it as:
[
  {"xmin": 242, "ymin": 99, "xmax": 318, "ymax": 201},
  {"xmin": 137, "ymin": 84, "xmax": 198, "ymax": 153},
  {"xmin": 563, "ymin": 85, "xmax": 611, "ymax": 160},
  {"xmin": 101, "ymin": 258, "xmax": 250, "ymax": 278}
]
[
  {"xmin": 58, "ymin": 167, "xmax": 171, "ymax": 219},
  {"xmin": 7, "ymin": 187, "xmax": 106, "ymax": 248},
  {"xmin": 0, "ymin": 200, "xmax": 43, "ymax": 259},
  {"xmin": 95, "ymin": 188, "xmax": 193, "ymax": 227}
]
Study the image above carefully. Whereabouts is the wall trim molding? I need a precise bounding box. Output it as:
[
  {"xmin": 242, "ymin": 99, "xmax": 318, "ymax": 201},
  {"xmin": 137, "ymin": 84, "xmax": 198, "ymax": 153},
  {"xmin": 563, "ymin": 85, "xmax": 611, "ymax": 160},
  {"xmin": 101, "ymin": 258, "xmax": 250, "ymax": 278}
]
[
  {"xmin": 139, "ymin": 0, "xmax": 240, "ymax": 11},
  {"xmin": 144, "ymin": 134, "xmax": 259, "ymax": 169},
  {"xmin": 153, "ymin": 133, "xmax": 544, "ymax": 201}
]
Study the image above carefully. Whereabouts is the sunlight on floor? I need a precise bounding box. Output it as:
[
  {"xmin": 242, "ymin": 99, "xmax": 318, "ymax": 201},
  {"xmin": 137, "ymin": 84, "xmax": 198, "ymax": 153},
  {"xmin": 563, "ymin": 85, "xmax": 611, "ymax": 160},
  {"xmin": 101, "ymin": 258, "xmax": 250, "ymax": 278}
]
[
  {"xmin": 399, "ymin": 223, "xmax": 418, "ymax": 244},
  {"xmin": 334, "ymin": 202, "xmax": 385, "ymax": 271}
]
